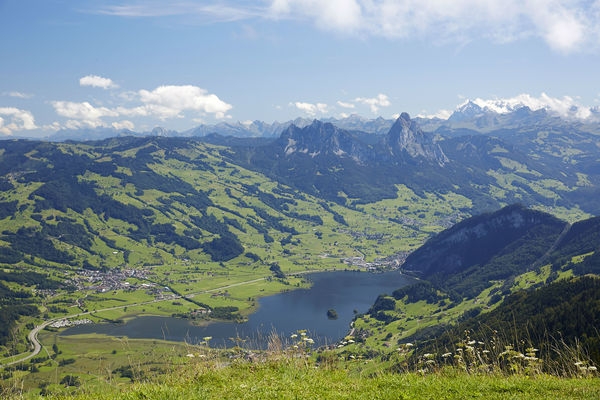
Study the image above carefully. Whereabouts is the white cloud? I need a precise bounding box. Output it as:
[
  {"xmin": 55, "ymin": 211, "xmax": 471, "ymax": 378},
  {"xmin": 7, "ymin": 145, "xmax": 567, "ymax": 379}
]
[
  {"xmin": 80, "ymin": 75, "xmax": 119, "ymax": 89},
  {"xmin": 138, "ymin": 85, "xmax": 232, "ymax": 119},
  {"xmin": 271, "ymin": 0, "xmax": 362, "ymax": 32},
  {"xmin": 3, "ymin": 91, "xmax": 33, "ymax": 99},
  {"xmin": 292, "ymin": 101, "xmax": 328, "ymax": 116},
  {"xmin": 91, "ymin": 1, "xmax": 262, "ymax": 22},
  {"xmin": 269, "ymin": 0, "xmax": 599, "ymax": 53},
  {"xmin": 51, "ymin": 84, "xmax": 232, "ymax": 129},
  {"xmin": 457, "ymin": 93, "xmax": 596, "ymax": 120},
  {"xmin": 88, "ymin": 1, "xmax": 600, "ymax": 53},
  {"xmin": 51, "ymin": 101, "xmax": 119, "ymax": 127},
  {"xmin": 337, "ymin": 101, "xmax": 355, "ymax": 109},
  {"xmin": 0, "ymin": 107, "xmax": 38, "ymax": 135},
  {"xmin": 417, "ymin": 109, "xmax": 453, "ymax": 120},
  {"xmin": 112, "ymin": 120, "xmax": 135, "ymax": 130},
  {"xmin": 355, "ymin": 94, "xmax": 391, "ymax": 113}
]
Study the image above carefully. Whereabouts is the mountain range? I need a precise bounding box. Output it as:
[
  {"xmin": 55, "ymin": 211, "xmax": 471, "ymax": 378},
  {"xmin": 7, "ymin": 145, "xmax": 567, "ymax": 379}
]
[
  {"xmin": 32, "ymin": 99, "xmax": 599, "ymax": 143},
  {"xmin": 1, "ymin": 103, "xmax": 600, "ymax": 381}
]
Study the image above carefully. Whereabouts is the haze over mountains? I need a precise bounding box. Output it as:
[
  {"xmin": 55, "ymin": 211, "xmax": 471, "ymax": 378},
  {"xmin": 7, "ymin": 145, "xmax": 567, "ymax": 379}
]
[{"xmin": 16, "ymin": 97, "xmax": 598, "ymax": 142}]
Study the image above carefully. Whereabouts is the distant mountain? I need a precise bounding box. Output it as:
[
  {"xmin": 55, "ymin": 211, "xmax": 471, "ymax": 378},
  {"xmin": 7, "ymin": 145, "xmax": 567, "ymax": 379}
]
[
  {"xmin": 277, "ymin": 120, "xmax": 373, "ymax": 163},
  {"xmin": 45, "ymin": 115, "xmax": 396, "ymax": 142},
  {"xmin": 383, "ymin": 113, "xmax": 448, "ymax": 166},
  {"xmin": 224, "ymin": 114, "xmax": 454, "ymax": 204},
  {"xmin": 271, "ymin": 113, "xmax": 449, "ymax": 166},
  {"xmin": 183, "ymin": 120, "xmax": 293, "ymax": 138},
  {"xmin": 50, "ymin": 127, "xmax": 142, "ymax": 141}
]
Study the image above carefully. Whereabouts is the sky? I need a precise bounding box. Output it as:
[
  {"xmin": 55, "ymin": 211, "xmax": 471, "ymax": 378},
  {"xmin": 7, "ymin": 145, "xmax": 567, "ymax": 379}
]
[{"xmin": 1, "ymin": 0, "xmax": 600, "ymax": 138}]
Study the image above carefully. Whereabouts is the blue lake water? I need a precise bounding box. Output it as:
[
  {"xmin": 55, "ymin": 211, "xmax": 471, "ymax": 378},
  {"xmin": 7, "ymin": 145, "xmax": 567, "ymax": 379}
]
[{"xmin": 61, "ymin": 270, "xmax": 413, "ymax": 348}]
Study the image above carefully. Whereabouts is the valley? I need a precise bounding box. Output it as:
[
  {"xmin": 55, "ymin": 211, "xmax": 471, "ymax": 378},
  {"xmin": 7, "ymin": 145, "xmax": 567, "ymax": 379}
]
[{"xmin": 1, "ymin": 109, "xmax": 600, "ymax": 396}]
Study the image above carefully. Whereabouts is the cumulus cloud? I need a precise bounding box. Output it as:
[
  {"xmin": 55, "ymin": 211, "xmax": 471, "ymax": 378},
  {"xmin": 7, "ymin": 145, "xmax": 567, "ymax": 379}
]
[
  {"xmin": 355, "ymin": 94, "xmax": 391, "ymax": 113},
  {"xmin": 111, "ymin": 120, "xmax": 135, "ymax": 130},
  {"xmin": 52, "ymin": 101, "xmax": 119, "ymax": 127},
  {"xmin": 80, "ymin": 75, "xmax": 119, "ymax": 89},
  {"xmin": 51, "ymin": 84, "xmax": 232, "ymax": 129},
  {"xmin": 292, "ymin": 101, "xmax": 328, "ymax": 116},
  {"xmin": 269, "ymin": 0, "xmax": 599, "ymax": 53},
  {"xmin": 457, "ymin": 93, "xmax": 597, "ymax": 120},
  {"xmin": 138, "ymin": 85, "xmax": 232, "ymax": 119},
  {"xmin": 0, "ymin": 107, "xmax": 38, "ymax": 135}
]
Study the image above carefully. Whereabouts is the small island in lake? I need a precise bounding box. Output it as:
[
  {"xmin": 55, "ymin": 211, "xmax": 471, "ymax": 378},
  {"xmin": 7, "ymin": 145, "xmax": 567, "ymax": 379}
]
[{"xmin": 326, "ymin": 309, "xmax": 338, "ymax": 320}]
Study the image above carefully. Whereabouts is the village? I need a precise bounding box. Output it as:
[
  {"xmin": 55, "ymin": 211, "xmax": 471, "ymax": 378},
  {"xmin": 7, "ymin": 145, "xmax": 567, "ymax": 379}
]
[{"xmin": 66, "ymin": 268, "xmax": 177, "ymax": 302}]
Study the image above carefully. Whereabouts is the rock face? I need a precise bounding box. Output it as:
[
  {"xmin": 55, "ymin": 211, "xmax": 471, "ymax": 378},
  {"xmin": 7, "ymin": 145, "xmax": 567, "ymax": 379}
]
[
  {"xmin": 277, "ymin": 120, "xmax": 375, "ymax": 164},
  {"xmin": 277, "ymin": 114, "xmax": 448, "ymax": 166},
  {"xmin": 383, "ymin": 112, "xmax": 448, "ymax": 166}
]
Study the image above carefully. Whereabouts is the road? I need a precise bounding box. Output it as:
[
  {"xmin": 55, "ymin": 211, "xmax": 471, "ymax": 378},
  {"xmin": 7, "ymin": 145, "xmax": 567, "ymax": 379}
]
[
  {"xmin": 2, "ymin": 269, "xmax": 326, "ymax": 367},
  {"xmin": 1, "ymin": 273, "xmax": 291, "ymax": 367}
]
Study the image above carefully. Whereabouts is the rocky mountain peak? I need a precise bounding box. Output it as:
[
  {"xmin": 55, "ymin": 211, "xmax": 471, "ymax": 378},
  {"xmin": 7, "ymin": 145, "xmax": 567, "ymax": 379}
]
[
  {"xmin": 384, "ymin": 113, "xmax": 449, "ymax": 166},
  {"xmin": 278, "ymin": 120, "xmax": 369, "ymax": 162}
]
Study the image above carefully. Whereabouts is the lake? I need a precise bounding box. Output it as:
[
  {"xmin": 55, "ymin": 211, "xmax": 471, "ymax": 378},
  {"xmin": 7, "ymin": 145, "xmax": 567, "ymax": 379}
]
[{"xmin": 61, "ymin": 270, "xmax": 413, "ymax": 348}]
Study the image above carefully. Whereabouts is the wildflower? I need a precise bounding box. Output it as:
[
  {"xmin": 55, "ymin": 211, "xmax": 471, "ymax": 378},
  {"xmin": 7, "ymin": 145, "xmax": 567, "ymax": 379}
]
[
  {"xmin": 588, "ymin": 366, "xmax": 598, "ymax": 371},
  {"xmin": 442, "ymin": 352, "xmax": 452, "ymax": 358}
]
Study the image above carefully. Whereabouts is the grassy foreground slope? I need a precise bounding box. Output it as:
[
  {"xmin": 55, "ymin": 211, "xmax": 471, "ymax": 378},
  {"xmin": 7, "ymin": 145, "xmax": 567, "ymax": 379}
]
[{"xmin": 4, "ymin": 356, "xmax": 599, "ymax": 399}]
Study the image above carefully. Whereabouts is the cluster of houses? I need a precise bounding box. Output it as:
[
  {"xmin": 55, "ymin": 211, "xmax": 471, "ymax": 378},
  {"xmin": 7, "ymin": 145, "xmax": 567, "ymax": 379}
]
[
  {"xmin": 341, "ymin": 251, "xmax": 409, "ymax": 271},
  {"xmin": 49, "ymin": 318, "xmax": 92, "ymax": 329},
  {"xmin": 69, "ymin": 268, "xmax": 152, "ymax": 293}
]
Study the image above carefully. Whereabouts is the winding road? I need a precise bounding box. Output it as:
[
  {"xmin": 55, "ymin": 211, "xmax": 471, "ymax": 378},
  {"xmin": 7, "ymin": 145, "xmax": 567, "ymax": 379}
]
[{"xmin": 1, "ymin": 272, "xmax": 315, "ymax": 367}]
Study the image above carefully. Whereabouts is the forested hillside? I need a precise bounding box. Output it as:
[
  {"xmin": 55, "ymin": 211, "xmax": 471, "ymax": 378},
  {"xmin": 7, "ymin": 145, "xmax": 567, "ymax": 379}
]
[{"xmin": 351, "ymin": 205, "xmax": 600, "ymax": 368}]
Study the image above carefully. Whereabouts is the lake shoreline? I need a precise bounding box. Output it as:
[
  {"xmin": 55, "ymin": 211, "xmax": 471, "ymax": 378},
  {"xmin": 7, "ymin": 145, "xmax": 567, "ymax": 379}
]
[{"xmin": 61, "ymin": 270, "xmax": 412, "ymax": 349}]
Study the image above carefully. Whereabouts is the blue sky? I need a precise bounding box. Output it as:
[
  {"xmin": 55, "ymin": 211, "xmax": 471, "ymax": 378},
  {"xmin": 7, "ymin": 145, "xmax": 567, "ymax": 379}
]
[{"xmin": 1, "ymin": 0, "xmax": 600, "ymax": 137}]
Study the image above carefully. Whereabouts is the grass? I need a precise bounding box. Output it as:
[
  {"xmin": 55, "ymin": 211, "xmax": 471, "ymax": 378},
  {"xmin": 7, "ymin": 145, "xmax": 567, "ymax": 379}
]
[{"xmin": 4, "ymin": 346, "xmax": 599, "ymax": 399}]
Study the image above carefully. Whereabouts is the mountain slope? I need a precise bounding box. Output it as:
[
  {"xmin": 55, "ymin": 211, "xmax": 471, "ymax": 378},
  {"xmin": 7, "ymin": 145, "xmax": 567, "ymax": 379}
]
[
  {"xmin": 351, "ymin": 206, "xmax": 600, "ymax": 367},
  {"xmin": 401, "ymin": 204, "xmax": 567, "ymax": 297}
]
